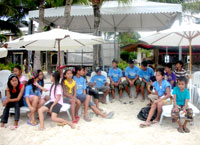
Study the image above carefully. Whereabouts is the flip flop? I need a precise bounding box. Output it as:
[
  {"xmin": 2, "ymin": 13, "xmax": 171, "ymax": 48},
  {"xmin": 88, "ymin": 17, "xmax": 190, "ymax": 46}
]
[
  {"xmin": 106, "ymin": 112, "xmax": 114, "ymax": 119},
  {"xmin": 177, "ymin": 127, "xmax": 184, "ymax": 133},
  {"xmin": 183, "ymin": 127, "xmax": 190, "ymax": 133},
  {"xmin": 84, "ymin": 117, "xmax": 91, "ymax": 122},
  {"xmin": 27, "ymin": 120, "xmax": 38, "ymax": 126},
  {"xmin": 151, "ymin": 120, "xmax": 159, "ymax": 124},
  {"xmin": 57, "ymin": 122, "xmax": 67, "ymax": 126},
  {"xmin": 72, "ymin": 119, "xmax": 78, "ymax": 124},
  {"xmin": 129, "ymin": 101, "xmax": 134, "ymax": 105},
  {"xmin": 140, "ymin": 122, "xmax": 151, "ymax": 128},
  {"xmin": 75, "ymin": 116, "xmax": 80, "ymax": 121},
  {"xmin": 10, "ymin": 125, "xmax": 18, "ymax": 130}
]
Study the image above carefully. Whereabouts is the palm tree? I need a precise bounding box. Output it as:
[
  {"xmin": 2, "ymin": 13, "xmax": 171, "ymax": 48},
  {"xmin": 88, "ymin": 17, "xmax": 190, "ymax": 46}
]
[
  {"xmin": 33, "ymin": 0, "xmax": 45, "ymax": 71},
  {"xmin": 91, "ymin": 0, "xmax": 131, "ymax": 69}
]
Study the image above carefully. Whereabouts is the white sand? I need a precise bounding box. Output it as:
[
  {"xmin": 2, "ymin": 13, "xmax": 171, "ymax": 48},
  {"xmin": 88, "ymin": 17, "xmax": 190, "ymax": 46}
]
[{"xmin": 0, "ymin": 97, "xmax": 200, "ymax": 145}]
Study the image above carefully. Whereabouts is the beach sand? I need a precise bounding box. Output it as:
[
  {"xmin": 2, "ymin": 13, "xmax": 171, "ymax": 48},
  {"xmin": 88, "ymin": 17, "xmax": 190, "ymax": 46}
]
[{"xmin": 0, "ymin": 96, "xmax": 200, "ymax": 145}]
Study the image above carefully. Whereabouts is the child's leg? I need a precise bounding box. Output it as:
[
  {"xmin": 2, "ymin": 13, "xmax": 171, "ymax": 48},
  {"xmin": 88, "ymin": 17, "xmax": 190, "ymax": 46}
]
[
  {"xmin": 154, "ymin": 101, "xmax": 163, "ymax": 121},
  {"xmin": 124, "ymin": 86, "xmax": 130, "ymax": 97},
  {"xmin": 119, "ymin": 89, "xmax": 123, "ymax": 100},
  {"xmin": 70, "ymin": 98, "xmax": 76, "ymax": 121},
  {"xmin": 102, "ymin": 88, "xmax": 109, "ymax": 103},
  {"xmin": 1, "ymin": 103, "xmax": 11, "ymax": 127},
  {"xmin": 38, "ymin": 106, "xmax": 49, "ymax": 130},
  {"xmin": 75, "ymin": 99, "xmax": 81, "ymax": 117},
  {"xmin": 141, "ymin": 86, "xmax": 145, "ymax": 100},
  {"xmin": 14, "ymin": 102, "xmax": 20, "ymax": 127},
  {"xmin": 90, "ymin": 105, "xmax": 106, "ymax": 118},
  {"xmin": 145, "ymin": 102, "xmax": 157, "ymax": 123},
  {"xmin": 94, "ymin": 99, "xmax": 99, "ymax": 109},
  {"xmin": 30, "ymin": 96, "xmax": 39, "ymax": 123},
  {"xmin": 111, "ymin": 89, "xmax": 115, "ymax": 99},
  {"xmin": 136, "ymin": 85, "xmax": 140, "ymax": 98},
  {"xmin": 38, "ymin": 98, "xmax": 46, "ymax": 109},
  {"xmin": 83, "ymin": 95, "xmax": 90, "ymax": 119},
  {"xmin": 51, "ymin": 113, "xmax": 75, "ymax": 129}
]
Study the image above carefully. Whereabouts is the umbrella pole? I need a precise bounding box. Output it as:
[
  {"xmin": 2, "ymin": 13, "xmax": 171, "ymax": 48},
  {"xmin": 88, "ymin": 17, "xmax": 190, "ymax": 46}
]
[
  {"xmin": 189, "ymin": 39, "xmax": 192, "ymax": 74},
  {"xmin": 58, "ymin": 39, "xmax": 61, "ymax": 70}
]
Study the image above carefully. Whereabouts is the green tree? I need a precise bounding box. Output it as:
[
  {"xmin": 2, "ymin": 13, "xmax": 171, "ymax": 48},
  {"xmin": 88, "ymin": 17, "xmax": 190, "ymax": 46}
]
[
  {"xmin": 149, "ymin": 0, "xmax": 200, "ymax": 13},
  {"xmin": 91, "ymin": 0, "xmax": 131, "ymax": 69}
]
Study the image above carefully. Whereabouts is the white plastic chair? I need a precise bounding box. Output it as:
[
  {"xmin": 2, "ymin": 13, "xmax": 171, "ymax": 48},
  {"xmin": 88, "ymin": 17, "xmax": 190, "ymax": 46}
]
[
  {"xmin": 0, "ymin": 70, "xmax": 11, "ymax": 98},
  {"xmin": 43, "ymin": 83, "xmax": 72, "ymax": 120},
  {"xmin": 159, "ymin": 102, "xmax": 200, "ymax": 125},
  {"xmin": 90, "ymin": 71, "xmax": 110, "ymax": 103},
  {"xmin": 192, "ymin": 71, "xmax": 200, "ymax": 88}
]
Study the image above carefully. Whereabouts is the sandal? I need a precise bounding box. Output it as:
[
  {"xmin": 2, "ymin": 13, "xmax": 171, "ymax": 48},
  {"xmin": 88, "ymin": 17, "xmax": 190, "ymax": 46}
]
[
  {"xmin": 183, "ymin": 127, "xmax": 190, "ymax": 133},
  {"xmin": 177, "ymin": 127, "xmax": 184, "ymax": 133},
  {"xmin": 140, "ymin": 122, "xmax": 151, "ymax": 128},
  {"xmin": 72, "ymin": 119, "xmax": 78, "ymax": 124},
  {"xmin": 84, "ymin": 116, "xmax": 91, "ymax": 122},
  {"xmin": 10, "ymin": 125, "xmax": 18, "ymax": 130},
  {"xmin": 27, "ymin": 120, "xmax": 38, "ymax": 126},
  {"xmin": 129, "ymin": 101, "xmax": 134, "ymax": 105},
  {"xmin": 57, "ymin": 122, "xmax": 67, "ymax": 126},
  {"xmin": 75, "ymin": 116, "xmax": 80, "ymax": 121},
  {"xmin": 151, "ymin": 120, "xmax": 159, "ymax": 124}
]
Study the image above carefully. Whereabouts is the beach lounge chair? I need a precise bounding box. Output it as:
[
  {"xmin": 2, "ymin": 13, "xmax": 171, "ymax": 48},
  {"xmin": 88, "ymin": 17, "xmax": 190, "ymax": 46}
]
[
  {"xmin": 0, "ymin": 70, "xmax": 11, "ymax": 98},
  {"xmin": 159, "ymin": 102, "xmax": 200, "ymax": 125},
  {"xmin": 90, "ymin": 71, "xmax": 110, "ymax": 103}
]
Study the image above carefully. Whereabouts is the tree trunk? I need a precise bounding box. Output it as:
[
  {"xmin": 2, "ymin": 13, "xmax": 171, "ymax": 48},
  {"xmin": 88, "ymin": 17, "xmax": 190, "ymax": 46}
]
[
  {"xmin": 92, "ymin": 3, "xmax": 101, "ymax": 70},
  {"xmin": 33, "ymin": 0, "xmax": 44, "ymax": 71},
  {"xmin": 56, "ymin": 0, "xmax": 71, "ymax": 66}
]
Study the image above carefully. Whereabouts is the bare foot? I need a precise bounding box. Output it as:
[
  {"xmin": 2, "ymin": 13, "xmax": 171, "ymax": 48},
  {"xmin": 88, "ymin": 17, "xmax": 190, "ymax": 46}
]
[
  {"xmin": 1, "ymin": 123, "xmax": 5, "ymax": 128},
  {"xmin": 39, "ymin": 127, "xmax": 45, "ymax": 131},
  {"xmin": 69, "ymin": 123, "xmax": 75, "ymax": 129}
]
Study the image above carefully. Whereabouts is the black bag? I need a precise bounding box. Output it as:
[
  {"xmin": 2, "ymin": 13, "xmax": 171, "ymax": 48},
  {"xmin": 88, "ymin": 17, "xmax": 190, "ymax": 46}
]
[{"xmin": 137, "ymin": 107, "xmax": 157, "ymax": 121}]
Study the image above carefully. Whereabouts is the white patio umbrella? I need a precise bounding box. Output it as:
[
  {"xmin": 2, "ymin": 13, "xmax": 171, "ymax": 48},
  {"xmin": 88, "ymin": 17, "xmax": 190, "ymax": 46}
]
[
  {"xmin": 139, "ymin": 24, "xmax": 200, "ymax": 74},
  {"xmin": 0, "ymin": 48, "xmax": 8, "ymax": 58},
  {"xmin": 6, "ymin": 28, "xmax": 104, "ymax": 67}
]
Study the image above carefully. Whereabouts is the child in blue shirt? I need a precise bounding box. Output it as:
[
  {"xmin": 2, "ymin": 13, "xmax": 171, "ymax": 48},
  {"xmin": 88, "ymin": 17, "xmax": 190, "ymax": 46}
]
[
  {"xmin": 89, "ymin": 69, "xmax": 110, "ymax": 107},
  {"xmin": 140, "ymin": 68, "xmax": 171, "ymax": 128},
  {"xmin": 74, "ymin": 66, "xmax": 114, "ymax": 122},
  {"xmin": 123, "ymin": 59, "xmax": 140, "ymax": 99},
  {"xmin": 137, "ymin": 61, "xmax": 154, "ymax": 101},
  {"xmin": 171, "ymin": 77, "xmax": 193, "ymax": 133},
  {"xmin": 108, "ymin": 59, "xmax": 123, "ymax": 102}
]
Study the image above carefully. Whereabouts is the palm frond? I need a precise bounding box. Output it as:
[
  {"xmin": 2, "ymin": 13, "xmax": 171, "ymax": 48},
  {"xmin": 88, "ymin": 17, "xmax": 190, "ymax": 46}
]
[{"xmin": 0, "ymin": 20, "xmax": 22, "ymax": 36}]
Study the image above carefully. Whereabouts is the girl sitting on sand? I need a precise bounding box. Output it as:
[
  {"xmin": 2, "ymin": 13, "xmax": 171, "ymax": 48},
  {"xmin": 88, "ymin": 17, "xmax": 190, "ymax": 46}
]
[
  {"xmin": 38, "ymin": 71, "xmax": 74, "ymax": 130},
  {"xmin": 1, "ymin": 74, "xmax": 25, "ymax": 129},
  {"xmin": 171, "ymin": 77, "xmax": 193, "ymax": 133},
  {"xmin": 24, "ymin": 72, "xmax": 44, "ymax": 126},
  {"xmin": 62, "ymin": 69, "xmax": 81, "ymax": 123},
  {"xmin": 140, "ymin": 68, "xmax": 171, "ymax": 127},
  {"xmin": 73, "ymin": 66, "xmax": 114, "ymax": 122}
]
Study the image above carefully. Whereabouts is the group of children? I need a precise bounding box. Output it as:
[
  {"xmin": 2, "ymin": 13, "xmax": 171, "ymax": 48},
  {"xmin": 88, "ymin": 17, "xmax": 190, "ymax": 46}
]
[{"xmin": 0, "ymin": 59, "xmax": 193, "ymax": 133}]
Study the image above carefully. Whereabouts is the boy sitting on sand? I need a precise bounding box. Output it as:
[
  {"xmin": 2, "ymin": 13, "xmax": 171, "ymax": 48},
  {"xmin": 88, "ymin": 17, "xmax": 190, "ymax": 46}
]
[{"xmin": 171, "ymin": 77, "xmax": 193, "ymax": 133}]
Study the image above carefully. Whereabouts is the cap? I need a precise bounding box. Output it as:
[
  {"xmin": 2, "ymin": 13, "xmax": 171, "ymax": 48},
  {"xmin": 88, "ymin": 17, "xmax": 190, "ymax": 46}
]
[
  {"xmin": 56, "ymin": 65, "xmax": 66, "ymax": 70},
  {"xmin": 128, "ymin": 59, "xmax": 135, "ymax": 64}
]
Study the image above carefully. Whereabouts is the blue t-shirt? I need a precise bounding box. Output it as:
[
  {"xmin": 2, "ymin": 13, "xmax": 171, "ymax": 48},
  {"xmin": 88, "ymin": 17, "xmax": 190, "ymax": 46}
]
[
  {"xmin": 172, "ymin": 86, "xmax": 190, "ymax": 106},
  {"xmin": 90, "ymin": 75, "xmax": 106, "ymax": 88},
  {"xmin": 108, "ymin": 67, "xmax": 122, "ymax": 82},
  {"xmin": 125, "ymin": 66, "xmax": 139, "ymax": 79},
  {"xmin": 73, "ymin": 76, "xmax": 86, "ymax": 95},
  {"xmin": 138, "ymin": 67, "xmax": 154, "ymax": 82},
  {"xmin": 153, "ymin": 80, "xmax": 171, "ymax": 97},
  {"xmin": 24, "ymin": 85, "xmax": 41, "ymax": 98}
]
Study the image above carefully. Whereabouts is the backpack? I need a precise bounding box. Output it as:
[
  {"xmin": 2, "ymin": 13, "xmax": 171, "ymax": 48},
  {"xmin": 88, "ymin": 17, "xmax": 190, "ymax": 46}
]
[{"xmin": 137, "ymin": 106, "xmax": 157, "ymax": 121}]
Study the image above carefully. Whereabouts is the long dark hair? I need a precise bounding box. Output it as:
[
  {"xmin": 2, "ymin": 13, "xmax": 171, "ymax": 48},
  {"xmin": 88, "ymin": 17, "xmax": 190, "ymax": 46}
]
[
  {"xmin": 61, "ymin": 69, "xmax": 72, "ymax": 86},
  {"xmin": 27, "ymin": 72, "xmax": 39, "ymax": 93},
  {"xmin": 73, "ymin": 66, "xmax": 84, "ymax": 76},
  {"xmin": 37, "ymin": 70, "xmax": 44, "ymax": 86},
  {"xmin": 156, "ymin": 68, "xmax": 165, "ymax": 77},
  {"xmin": 50, "ymin": 71, "xmax": 60, "ymax": 97},
  {"xmin": 7, "ymin": 74, "xmax": 20, "ymax": 96}
]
